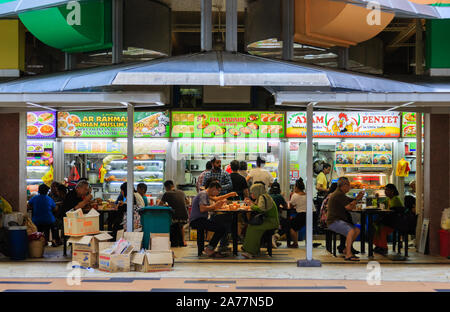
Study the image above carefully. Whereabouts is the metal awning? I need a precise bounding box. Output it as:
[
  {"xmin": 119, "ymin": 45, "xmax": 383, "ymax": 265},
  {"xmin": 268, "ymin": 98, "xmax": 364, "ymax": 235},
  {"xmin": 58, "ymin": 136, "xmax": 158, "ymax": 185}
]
[
  {"xmin": 333, "ymin": 0, "xmax": 450, "ymax": 19},
  {"xmin": 0, "ymin": 0, "xmax": 91, "ymax": 17},
  {"xmin": 0, "ymin": 51, "xmax": 434, "ymax": 92}
]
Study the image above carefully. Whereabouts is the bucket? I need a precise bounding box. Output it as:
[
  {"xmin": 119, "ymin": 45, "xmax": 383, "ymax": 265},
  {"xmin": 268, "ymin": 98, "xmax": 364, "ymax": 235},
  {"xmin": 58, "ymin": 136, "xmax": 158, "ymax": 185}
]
[
  {"xmin": 8, "ymin": 226, "xmax": 28, "ymax": 260},
  {"xmin": 29, "ymin": 238, "xmax": 45, "ymax": 258}
]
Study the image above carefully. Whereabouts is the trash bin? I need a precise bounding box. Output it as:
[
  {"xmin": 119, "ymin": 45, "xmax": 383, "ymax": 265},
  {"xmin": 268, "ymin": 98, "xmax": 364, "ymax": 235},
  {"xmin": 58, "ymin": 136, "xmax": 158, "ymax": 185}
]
[
  {"xmin": 8, "ymin": 226, "xmax": 28, "ymax": 260},
  {"xmin": 439, "ymin": 230, "xmax": 450, "ymax": 258},
  {"xmin": 140, "ymin": 206, "xmax": 173, "ymax": 249}
]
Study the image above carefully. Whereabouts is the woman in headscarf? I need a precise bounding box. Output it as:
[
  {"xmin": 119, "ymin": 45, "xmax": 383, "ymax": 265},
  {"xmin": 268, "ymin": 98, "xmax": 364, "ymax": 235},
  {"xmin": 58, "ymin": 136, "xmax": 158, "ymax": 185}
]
[{"xmin": 241, "ymin": 183, "xmax": 280, "ymax": 258}]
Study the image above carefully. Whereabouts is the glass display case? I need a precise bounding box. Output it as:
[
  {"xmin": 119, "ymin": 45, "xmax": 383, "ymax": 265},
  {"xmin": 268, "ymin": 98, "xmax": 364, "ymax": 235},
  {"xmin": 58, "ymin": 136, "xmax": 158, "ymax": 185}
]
[
  {"xmin": 26, "ymin": 142, "xmax": 54, "ymax": 196},
  {"xmin": 103, "ymin": 159, "xmax": 165, "ymax": 200},
  {"xmin": 344, "ymin": 172, "xmax": 388, "ymax": 198}
]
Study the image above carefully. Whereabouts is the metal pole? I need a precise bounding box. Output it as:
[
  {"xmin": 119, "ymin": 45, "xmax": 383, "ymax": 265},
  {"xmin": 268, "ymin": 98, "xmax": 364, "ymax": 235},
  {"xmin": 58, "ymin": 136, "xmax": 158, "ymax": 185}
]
[
  {"xmin": 126, "ymin": 103, "xmax": 134, "ymax": 232},
  {"xmin": 298, "ymin": 103, "xmax": 321, "ymax": 267},
  {"xmin": 415, "ymin": 112, "xmax": 423, "ymax": 250},
  {"xmin": 201, "ymin": 0, "xmax": 212, "ymax": 51},
  {"xmin": 112, "ymin": 0, "xmax": 123, "ymax": 64},
  {"xmin": 226, "ymin": 0, "xmax": 238, "ymax": 52},
  {"xmin": 282, "ymin": 0, "xmax": 294, "ymax": 61}
]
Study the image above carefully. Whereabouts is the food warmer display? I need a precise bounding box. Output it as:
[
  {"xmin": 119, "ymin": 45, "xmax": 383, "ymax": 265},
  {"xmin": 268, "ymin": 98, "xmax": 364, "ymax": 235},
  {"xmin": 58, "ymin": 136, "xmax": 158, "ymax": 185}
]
[{"xmin": 103, "ymin": 159, "xmax": 165, "ymax": 200}]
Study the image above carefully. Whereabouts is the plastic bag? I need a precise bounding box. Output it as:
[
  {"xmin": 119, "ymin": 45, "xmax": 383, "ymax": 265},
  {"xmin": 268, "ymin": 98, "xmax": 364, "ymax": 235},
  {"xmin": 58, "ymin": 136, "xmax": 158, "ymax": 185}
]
[
  {"xmin": 42, "ymin": 166, "xmax": 54, "ymax": 186},
  {"xmin": 3, "ymin": 212, "xmax": 24, "ymax": 228},
  {"xmin": 24, "ymin": 216, "xmax": 38, "ymax": 236},
  {"xmin": 441, "ymin": 208, "xmax": 450, "ymax": 230},
  {"xmin": 28, "ymin": 232, "xmax": 45, "ymax": 242},
  {"xmin": 0, "ymin": 196, "xmax": 12, "ymax": 214}
]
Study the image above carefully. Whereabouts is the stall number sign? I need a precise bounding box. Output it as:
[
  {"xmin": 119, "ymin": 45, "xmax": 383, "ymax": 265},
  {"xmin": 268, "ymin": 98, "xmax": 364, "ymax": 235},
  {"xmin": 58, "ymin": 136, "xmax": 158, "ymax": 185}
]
[
  {"xmin": 57, "ymin": 111, "xmax": 169, "ymax": 138},
  {"xmin": 335, "ymin": 143, "xmax": 393, "ymax": 168},
  {"xmin": 286, "ymin": 112, "xmax": 401, "ymax": 138},
  {"xmin": 171, "ymin": 111, "xmax": 285, "ymax": 138}
]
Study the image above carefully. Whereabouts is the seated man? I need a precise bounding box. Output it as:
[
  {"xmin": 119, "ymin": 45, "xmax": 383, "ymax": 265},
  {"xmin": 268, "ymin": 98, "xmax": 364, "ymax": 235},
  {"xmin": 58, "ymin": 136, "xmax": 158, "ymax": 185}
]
[
  {"xmin": 189, "ymin": 181, "xmax": 227, "ymax": 258},
  {"xmin": 326, "ymin": 177, "xmax": 364, "ymax": 262}
]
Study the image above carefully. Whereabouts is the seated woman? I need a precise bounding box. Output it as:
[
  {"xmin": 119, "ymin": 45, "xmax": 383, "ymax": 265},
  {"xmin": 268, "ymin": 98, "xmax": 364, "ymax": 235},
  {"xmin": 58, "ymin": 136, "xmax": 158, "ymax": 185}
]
[
  {"xmin": 241, "ymin": 183, "xmax": 280, "ymax": 258},
  {"xmin": 373, "ymin": 184, "xmax": 413, "ymax": 256},
  {"xmin": 269, "ymin": 182, "xmax": 289, "ymax": 248},
  {"xmin": 287, "ymin": 178, "xmax": 307, "ymax": 248}
]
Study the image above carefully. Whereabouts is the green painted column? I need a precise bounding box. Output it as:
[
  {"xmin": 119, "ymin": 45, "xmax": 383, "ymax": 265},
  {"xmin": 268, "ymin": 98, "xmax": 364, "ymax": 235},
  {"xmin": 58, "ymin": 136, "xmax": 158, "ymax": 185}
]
[{"xmin": 426, "ymin": 3, "xmax": 450, "ymax": 75}]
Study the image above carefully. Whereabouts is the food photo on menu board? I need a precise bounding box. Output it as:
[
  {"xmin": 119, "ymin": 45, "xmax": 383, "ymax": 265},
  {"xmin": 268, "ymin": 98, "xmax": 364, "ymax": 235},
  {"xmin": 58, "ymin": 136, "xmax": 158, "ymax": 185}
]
[
  {"xmin": 171, "ymin": 112, "xmax": 284, "ymax": 138},
  {"xmin": 27, "ymin": 111, "xmax": 57, "ymax": 139},
  {"xmin": 57, "ymin": 111, "xmax": 169, "ymax": 138}
]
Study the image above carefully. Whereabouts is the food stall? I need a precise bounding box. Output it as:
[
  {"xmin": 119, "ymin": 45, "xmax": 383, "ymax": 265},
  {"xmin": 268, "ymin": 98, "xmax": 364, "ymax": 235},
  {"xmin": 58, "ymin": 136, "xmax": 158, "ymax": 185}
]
[
  {"xmin": 401, "ymin": 112, "xmax": 424, "ymax": 193},
  {"xmin": 57, "ymin": 111, "xmax": 170, "ymax": 202},
  {"xmin": 286, "ymin": 111, "xmax": 402, "ymax": 201},
  {"xmin": 171, "ymin": 111, "xmax": 285, "ymax": 195},
  {"xmin": 26, "ymin": 111, "xmax": 57, "ymax": 197}
]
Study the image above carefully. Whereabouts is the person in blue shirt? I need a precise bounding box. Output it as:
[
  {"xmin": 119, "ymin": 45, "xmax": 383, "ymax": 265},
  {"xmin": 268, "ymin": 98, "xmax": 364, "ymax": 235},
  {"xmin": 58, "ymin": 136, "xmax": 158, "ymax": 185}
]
[{"xmin": 27, "ymin": 184, "xmax": 56, "ymax": 244}]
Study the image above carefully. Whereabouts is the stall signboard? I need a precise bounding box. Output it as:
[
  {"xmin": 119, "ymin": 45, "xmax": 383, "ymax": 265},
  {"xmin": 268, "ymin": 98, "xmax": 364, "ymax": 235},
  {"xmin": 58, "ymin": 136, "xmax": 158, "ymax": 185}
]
[
  {"xmin": 179, "ymin": 141, "xmax": 268, "ymax": 155},
  {"xmin": 401, "ymin": 112, "xmax": 424, "ymax": 137},
  {"xmin": 27, "ymin": 111, "xmax": 57, "ymax": 139},
  {"xmin": 171, "ymin": 111, "xmax": 285, "ymax": 138},
  {"xmin": 335, "ymin": 143, "xmax": 393, "ymax": 168},
  {"xmin": 286, "ymin": 112, "xmax": 401, "ymax": 138},
  {"xmin": 63, "ymin": 141, "xmax": 123, "ymax": 154},
  {"xmin": 57, "ymin": 111, "xmax": 170, "ymax": 138}
]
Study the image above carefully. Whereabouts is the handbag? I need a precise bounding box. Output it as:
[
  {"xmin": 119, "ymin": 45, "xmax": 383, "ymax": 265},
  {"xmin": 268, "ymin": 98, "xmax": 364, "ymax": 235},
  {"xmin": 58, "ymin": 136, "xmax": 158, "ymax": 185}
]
[{"xmin": 248, "ymin": 196, "xmax": 268, "ymax": 226}]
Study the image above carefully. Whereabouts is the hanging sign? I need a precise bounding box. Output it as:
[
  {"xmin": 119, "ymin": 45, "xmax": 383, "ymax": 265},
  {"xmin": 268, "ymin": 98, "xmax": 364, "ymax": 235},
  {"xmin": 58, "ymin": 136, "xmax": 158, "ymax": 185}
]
[
  {"xmin": 171, "ymin": 111, "xmax": 285, "ymax": 138},
  {"xmin": 286, "ymin": 112, "xmax": 401, "ymax": 138},
  {"xmin": 27, "ymin": 111, "xmax": 57, "ymax": 139},
  {"xmin": 57, "ymin": 111, "xmax": 170, "ymax": 138}
]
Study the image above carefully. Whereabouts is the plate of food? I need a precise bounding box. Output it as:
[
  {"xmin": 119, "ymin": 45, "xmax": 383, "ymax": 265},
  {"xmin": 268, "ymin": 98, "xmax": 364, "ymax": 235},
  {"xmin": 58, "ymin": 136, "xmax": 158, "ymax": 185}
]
[
  {"xmin": 403, "ymin": 125, "xmax": 416, "ymax": 136},
  {"xmin": 27, "ymin": 125, "xmax": 39, "ymax": 136},
  {"xmin": 38, "ymin": 112, "xmax": 55, "ymax": 124},
  {"xmin": 197, "ymin": 121, "xmax": 209, "ymax": 129},
  {"xmin": 39, "ymin": 125, "xmax": 55, "ymax": 136},
  {"xmin": 27, "ymin": 113, "xmax": 37, "ymax": 124},
  {"xmin": 248, "ymin": 114, "xmax": 259, "ymax": 121},
  {"xmin": 404, "ymin": 112, "xmax": 415, "ymax": 122},
  {"xmin": 67, "ymin": 115, "xmax": 80, "ymax": 125},
  {"xmin": 215, "ymin": 127, "xmax": 226, "ymax": 136},
  {"xmin": 203, "ymin": 125, "xmax": 217, "ymax": 135},
  {"xmin": 196, "ymin": 114, "xmax": 208, "ymax": 122},
  {"xmin": 240, "ymin": 127, "xmax": 253, "ymax": 136},
  {"xmin": 228, "ymin": 128, "xmax": 241, "ymax": 137},
  {"xmin": 246, "ymin": 122, "xmax": 259, "ymax": 130}
]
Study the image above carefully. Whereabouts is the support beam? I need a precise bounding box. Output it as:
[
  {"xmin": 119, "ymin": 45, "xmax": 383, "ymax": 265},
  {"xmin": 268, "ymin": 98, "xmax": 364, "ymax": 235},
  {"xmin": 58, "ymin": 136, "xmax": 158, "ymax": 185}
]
[
  {"xmin": 415, "ymin": 112, "xmax": 423, "ymax": 250},
  {"xmin": 282, "ymin": 0, "xmax": 294, "ymax": 61},
  {"xmin": 112, "ymin": 0, "xmax": 123, "ymax": 64},
  {"xmin": 64, "ymin": 53, "xmax": 76, "ymax": 71},
  {"xmin": 126, "ymin": 103, "xmax": 134, "ymax": 232},
  {"xmin": 201, "ymin": 0, "xmax": 212, "ymax": 51},
  {"xmin": 337, "ymin": 47, "xmax": 349, "ymax": 70},
  {"xmin": 415, "ymin": 19, "xmax": 424, "ymax": 75},
  {"xmin": 226, "ymin": 0, "xmax": 238, "ymax": 52},
  {"xmin": 298, "ymin": 102, "xmax": 321, "ymax": 267}
]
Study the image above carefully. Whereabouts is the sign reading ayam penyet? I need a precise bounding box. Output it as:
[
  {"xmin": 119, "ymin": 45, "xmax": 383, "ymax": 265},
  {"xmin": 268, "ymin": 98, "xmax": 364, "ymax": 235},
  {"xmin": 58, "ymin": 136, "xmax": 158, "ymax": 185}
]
[{"xmin": 286, "ymin": 112, "xmax": 401, "ymax": 138}]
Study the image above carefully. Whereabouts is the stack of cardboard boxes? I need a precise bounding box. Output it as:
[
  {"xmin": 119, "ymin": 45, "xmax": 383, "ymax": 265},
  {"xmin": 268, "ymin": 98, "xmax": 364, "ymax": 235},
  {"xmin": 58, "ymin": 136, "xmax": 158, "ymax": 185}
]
[
  {"xmin": 64, "ymin": 208, "xmax": 174, "ymax": 272},
  {"xmin": 64, "ymin": 208, "xmax": 112, "ymax": 268},
  {"xmin": 132, "ymin": 233, "xmax": 174, "ymax": 272}
]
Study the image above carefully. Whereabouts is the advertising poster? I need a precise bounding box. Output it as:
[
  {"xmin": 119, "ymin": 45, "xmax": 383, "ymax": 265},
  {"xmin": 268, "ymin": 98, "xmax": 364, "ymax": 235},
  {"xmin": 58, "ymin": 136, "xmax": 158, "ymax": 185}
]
[
  {"xmin": 336, "ymin": 143, "xmax": 392, "ymax": 168},
  {"xmin": 57, "ymin": 111, "xmax": 169, "ymax": 138},
  {"xmin": 401, "ymin": 112, "xmax": 424, "ymax": 137},
  {"xmin": 171, "ymin": 111, "xmax": 285, "ymax": 138},
  {"xmin": 286, "ymin": 112, "xmax": 401, "ymax": 138},
  {"xmin": 27, "ymin": 111, "xmax": 57, "ymax": 139}
]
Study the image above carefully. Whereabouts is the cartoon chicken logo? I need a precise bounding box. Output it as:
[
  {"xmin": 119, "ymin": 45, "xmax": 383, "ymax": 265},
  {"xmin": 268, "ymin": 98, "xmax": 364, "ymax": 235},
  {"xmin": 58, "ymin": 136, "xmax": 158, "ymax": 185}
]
[{"xmin": 332, "ymin": 113, "xmax": 354, "ymax": 133}]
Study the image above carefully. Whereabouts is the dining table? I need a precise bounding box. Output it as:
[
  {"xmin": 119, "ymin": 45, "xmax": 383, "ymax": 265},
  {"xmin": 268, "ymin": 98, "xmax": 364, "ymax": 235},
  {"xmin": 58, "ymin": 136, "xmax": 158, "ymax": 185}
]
[
  {"xmin": 214, "ymin": 208, "xmax": 252, "ymax": 256},
  {"xmin": 351, "ymin": 207, "xmax": 395, "ymax": 257}
]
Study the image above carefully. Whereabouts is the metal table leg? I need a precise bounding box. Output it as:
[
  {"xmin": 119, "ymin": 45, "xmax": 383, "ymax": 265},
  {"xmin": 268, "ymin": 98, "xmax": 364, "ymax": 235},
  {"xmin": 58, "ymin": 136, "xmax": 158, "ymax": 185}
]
[
  {"xmin": 360, "ymin": 211, "xmax": 366, "ymax": 254},
  {"xmin": 99, "ymin": 212, "xmax": 104, "ymax": 231}
]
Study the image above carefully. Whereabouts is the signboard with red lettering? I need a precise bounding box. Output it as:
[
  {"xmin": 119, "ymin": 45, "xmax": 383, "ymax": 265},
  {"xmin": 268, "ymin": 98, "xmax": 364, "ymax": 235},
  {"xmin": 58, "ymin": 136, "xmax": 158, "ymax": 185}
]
[{"xmin": 286, "ymin": 112, "xmax": 401, "ymax": 138}]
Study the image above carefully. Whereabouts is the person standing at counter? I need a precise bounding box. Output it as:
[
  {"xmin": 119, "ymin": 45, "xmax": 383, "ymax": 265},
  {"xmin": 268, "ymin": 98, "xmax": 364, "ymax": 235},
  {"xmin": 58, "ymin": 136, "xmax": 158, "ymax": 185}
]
[
  {"xmin": 189, "ymin": 182, "xmax": 227, "ymax": 257},
  {"xmin": 229, "ymin": 160, "xmax": 249, "ymax": 200},
  {"xmin": 246, "ymin": 156, "xmax": 274, "ymax": 191},
  {"xmin": 197, "ymin": 161, "xmax": 212, "ymax": 193},
  {"xmin": 239, "ymin": 161, "xmax": 249, "ymax": 179},
  {"xmin": 27, "ymin": 184, "xmax": 56, "ymax": 245},
  {"xmin": 202, "ymin": 157, "xmax": 232, "ymax": 195},
  {"xmin": 316, "ymin": 163, "xmax": 331, "ymax": 196},
  {"xmin": 158, "ymin": 180, "xmax": 189, "ymax": 247},
  {"xmin": 137, "ymin": 183, "xmax": 148, "ymax": 207}
]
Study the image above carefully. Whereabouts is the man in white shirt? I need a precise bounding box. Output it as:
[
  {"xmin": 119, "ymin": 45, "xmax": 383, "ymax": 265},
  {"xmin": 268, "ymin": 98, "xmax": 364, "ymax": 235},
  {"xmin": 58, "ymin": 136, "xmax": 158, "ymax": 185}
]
[{"xmin": 246, "ymin": 156, "xmax": 274, "ymax": 190}]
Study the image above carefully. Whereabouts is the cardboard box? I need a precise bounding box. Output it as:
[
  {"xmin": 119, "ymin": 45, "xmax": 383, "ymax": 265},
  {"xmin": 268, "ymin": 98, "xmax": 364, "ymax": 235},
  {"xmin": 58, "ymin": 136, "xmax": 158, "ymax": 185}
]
[
  {"xmin": 117, "ymin": 230, "xmax": 144, "ymax": 252},
  {"xmin": 150, "ymin": 233, "xmax": 170, "ymax": 251},
  {"xmin": 67, "ymin": 232, "xmax": 113, "ymax": 253},
  {"xmin": 132, "ymin": 251, "xmax": 173, "ymax": 272},
  {"xmin": 72, "ymin": 250, "xmax": 98, "ymax": 268},
  {"xmin": 64, "ymin": 209, "xmax": 100, "ymax": 236},
  {"xmin": 98, "ymin": 242, "xmax": 134, "ymax": 272}
]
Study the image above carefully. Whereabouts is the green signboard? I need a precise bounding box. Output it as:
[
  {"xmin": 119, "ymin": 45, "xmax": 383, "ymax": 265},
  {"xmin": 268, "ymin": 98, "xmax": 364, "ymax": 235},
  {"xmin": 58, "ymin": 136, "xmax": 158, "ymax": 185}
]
[
  {"xmin": 171, "ymin": 111, "xmax": 285, "ymax": 138},
  {"xmin": 57, "ymin": 111, "xmax": 169, "ymax": 138}
]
